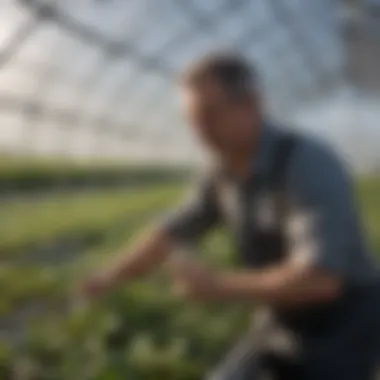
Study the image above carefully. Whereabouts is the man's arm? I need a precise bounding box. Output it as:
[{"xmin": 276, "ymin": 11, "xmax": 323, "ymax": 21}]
[
  {"xmin": 84, "ymin": 226, "xmax": 173, "ymax": 296},
  {"xmin": 82, "ymin": 177, "xmax": 220, "ymax": 298},
  {"xmin": 216, "ymin": 263, "xmax": 341, "ymax": 306},
  {"xmin": 171, "ymin": 256, "xmax": 341, "ymax": 304},
  {"xmin": 174, "ymin": 139, "xmax": 371, "ymax": 306}
]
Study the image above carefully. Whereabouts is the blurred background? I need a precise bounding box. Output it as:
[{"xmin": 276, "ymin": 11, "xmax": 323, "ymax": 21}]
[{"xmin": 0, "ymin": 0, "xmax": 379, "ymax": 379}]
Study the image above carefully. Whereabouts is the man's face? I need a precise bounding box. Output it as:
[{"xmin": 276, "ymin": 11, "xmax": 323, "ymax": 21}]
[{"xmin": 180, "ymin": 80, "xmax": 260, "ymax": 154}]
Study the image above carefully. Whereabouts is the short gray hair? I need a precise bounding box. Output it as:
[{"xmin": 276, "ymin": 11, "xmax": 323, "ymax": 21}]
[{"xmin": 180, "ymin": 52, "xmax": 258, "ymax": 99}]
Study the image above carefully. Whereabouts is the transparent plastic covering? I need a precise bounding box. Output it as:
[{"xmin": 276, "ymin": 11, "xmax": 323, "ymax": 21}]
[{"xmin": 0, "ymin": 0, "xmax": 359, "ymax": 163}]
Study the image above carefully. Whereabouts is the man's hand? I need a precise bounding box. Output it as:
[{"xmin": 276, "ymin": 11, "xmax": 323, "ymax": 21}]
[
  {"xmin": 79, "ymin": 227, "xmax": 173, "ymax": 300},
  {"xmin": 80, "ymin": 272, "xmax": 116, "ymax": 300},
  {"xmin": 170, "ymin": 256, "xmax": 225, "ymax": 301}
]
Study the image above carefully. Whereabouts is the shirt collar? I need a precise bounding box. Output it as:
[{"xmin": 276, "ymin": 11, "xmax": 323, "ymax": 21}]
[{"xmin": 212, "ymin": 122, "xmax": 283, "ymax": 182}]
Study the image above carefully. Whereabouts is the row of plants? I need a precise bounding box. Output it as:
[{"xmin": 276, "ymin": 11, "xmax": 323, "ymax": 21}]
[
  {"xmin": 1, "ymin": 287, "xmax": 251, "ymax": 380},
  {"xmin": 0, "ymin": 183, "xmax": 184, "ymax": 257},
  {"xmin": 0, "ymin": 209, "xmax": 235, "ymax": 316},
  {"xmin": 0, "ymin": 222, "xmax": 248, "ymax": 380},
  {"xmin": 0, "ymin": 158, "xmax": 188, "ymax": 195}
]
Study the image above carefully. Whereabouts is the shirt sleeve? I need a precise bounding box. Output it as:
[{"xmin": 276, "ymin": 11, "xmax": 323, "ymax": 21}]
[
  {"xmin": 160, "ymin": 176, "xmax": 221, "ymax": 244},
  {"xmin": 285, "ymin": 137, "xmax": 375, "ymax": 285}
]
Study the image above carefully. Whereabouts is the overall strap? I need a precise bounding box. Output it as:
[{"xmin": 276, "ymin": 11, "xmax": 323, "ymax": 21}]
[
  {"xmin": 242, "ymin": 133, "xmax": 300, "ymax": 268},
  {"xmin": 268, "ymin": 133, "xmax": 300, "ymax": 220},
  {"xmin": 270, "ymin": 133, "xmax": 299, "ymax": 190}
]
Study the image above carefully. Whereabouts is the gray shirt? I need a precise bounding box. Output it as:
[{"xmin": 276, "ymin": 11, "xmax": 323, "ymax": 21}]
[{"xmin": 163, "ymin": 124, "xmax": 376, "ymax": 286}]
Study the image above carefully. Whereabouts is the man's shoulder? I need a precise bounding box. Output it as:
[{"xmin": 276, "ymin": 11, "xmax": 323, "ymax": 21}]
[
  {"xmin": 285, "ymin": 128, "xmax": 347, "ymax": 173},
  {"xmin": 269, "ymin": 123, "xmax": 336, "ymax": 163},
  {"xmin": 282, "ymin": 128, "xmax": 352, "ymax": 198}
]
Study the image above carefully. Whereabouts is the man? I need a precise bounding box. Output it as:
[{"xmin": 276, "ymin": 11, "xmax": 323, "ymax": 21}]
[{"xmin": 82, "ymin": 53, "xmax": 379, "ymax": 379}]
